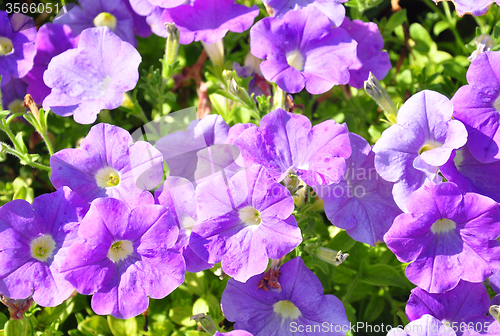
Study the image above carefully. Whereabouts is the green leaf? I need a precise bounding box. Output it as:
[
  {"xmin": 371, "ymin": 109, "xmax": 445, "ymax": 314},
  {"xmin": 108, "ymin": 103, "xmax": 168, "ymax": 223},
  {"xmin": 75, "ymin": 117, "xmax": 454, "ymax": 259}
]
[
  {"xmin": 168, "ymin": 307, "xmax": 196, "ymax": 327},
  {"xmin": 409, "ymin": 23, "xmax": 433, "ymax": 54},
  {"xmin": 0, "ymin": 110, "xmax": 10, "ymax": 119},
  {"xmin": 78, "ymin": 316, "xmax": 111, "ymax": 335},
  {"xmin": 360, "ymin": 263, "xmax": 407, "ymax": 288},
  {"xmin": 192, "ymin": 298, "xmax": 209, "ymax": 315},
  {"xmin": 14, "ymin": 132, "xmax": 28, "ymax": 155},
  {"xmin": 0, "ymin": 313, "xmax": 8, "ymax": 329},
  {"xmin": 4, "ymin": 318, "xmax": 34, "ymax": 336},
  {"xmin": 107, "ymin": 316, "xmax": 137, "ymax": 336},
  {"xmin": 362, "ymin": 295, "xmax": 386, "ymax": 323},
  {"xmin": 385, "ymin": 9, "xmax": 407, "ymax": 35},
  {"xmin": 433, "ymin": 21, "xmax": 450, "ymax": 36}
]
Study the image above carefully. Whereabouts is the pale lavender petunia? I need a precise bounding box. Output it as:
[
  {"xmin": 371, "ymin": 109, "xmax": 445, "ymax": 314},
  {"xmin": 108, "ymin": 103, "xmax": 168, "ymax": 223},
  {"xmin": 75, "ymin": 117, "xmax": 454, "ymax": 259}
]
[
  {"xmin": 406, "ymin": 281, "xmax": 493, "ymax": 336},
  {"xmin": 340, "ymin": 18, "xmax": 391, "ymax": 89},
  {"xmin": 60, "ymin": 198, "xmax": 185, "ymax": 319},
  {"xmin": 250, "ymin": 6, "xmax": 357, "ymax": 94},
  {"xmin": 1, "ymin": 76, "xmax": 27, "ymax": 112},
  {"xmin": 373, "ymin": 90, "xmax": 468, "ymax": 211},
  {"xmin": 54, "ymin": 0, "xmax": 150, "ymax": 46},
  {"xmin": 50, "ymin": 123, "xmax": 163, "ymax": 209},
  {"xmin": 387, "ymin": 315, "xmax": 457, "ymax": 336},
  {"xmin": 22, "ymin": 23, "xmax": 78, "ymax": 105},
  {"xmin": 221, "ymin": 257, "xmax": 349, "ymax": 336},
  {"xmin": 0, "ymin": 12, "xmax": 36, "ymax": 83},
  {"xmin": 433, "ymin": 0, "xmax": 499, "ymax": 17},
  {"xmin": 314, "ymin": 133, "xmax": 401, "ymax": 246},
  {"xmin": 154, "ymin": 176, "xmax": 213, "ymax": 273},
  {"xmin": 189, "ymin": 165, "xmax": 302, "ymax": 282},
  {"xmin": 263, "ymin": 0, "xmax": 348, "ymax": 27},
  {"xmin": 234, "ymin": 108, "xmax": 351, "ymax": 187},
  {"xmin": 42, "ymin": 27, "xmax": 141, "ymax": 124},
  {"xmin": 161, "ymin": 0, "xmax": 259, "ymax": 44},
  {"xmin": 384, "ymin": 182, "xmax": 500, "ymax": 293},
  {"xmin": 452, "ymin": 51, "xmax": 500, "ymax": 163},
  {"xmin": 0, "ymin": 187, "xmax": 87, "ymax": 307},
  {"xmin": 440, "ymin": 145, "xmax": 500, "ymax": 203}
]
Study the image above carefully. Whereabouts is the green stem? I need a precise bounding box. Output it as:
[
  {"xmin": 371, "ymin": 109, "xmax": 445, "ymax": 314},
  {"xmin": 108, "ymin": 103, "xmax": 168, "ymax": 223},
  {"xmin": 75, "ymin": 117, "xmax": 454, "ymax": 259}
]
[
  {"xmin": 421, "ymin": 0, "xmax": 468, "ymax": 54},
  {"xmin": 40, "ymin": 131, "xmax": 55, "ymax": 156},
  {"xmin": 1, "ymin": 142, "xmax": 51, "ymax": 171}
]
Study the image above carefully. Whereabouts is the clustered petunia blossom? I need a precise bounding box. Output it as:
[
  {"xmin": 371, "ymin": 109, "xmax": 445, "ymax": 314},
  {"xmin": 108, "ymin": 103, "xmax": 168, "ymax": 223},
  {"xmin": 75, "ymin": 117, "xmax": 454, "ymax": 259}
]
[
  {"xmin": 250, "ymin": 6, "xmax": 357, "ymax": 94},
  {"xmin": 221, "ymin": 257, "xmax": 349, "ymax": 336},
  {"xmin": 60, "ymin": 198, "xmax": 185, "ymax": 319},
  {"xmin": 42, "ymin": 26, "xmax": 141, "ymax": 124}
]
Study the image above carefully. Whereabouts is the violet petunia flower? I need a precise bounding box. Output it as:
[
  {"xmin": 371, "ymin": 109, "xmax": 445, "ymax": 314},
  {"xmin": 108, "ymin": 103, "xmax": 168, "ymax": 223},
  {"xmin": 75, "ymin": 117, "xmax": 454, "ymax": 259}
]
[
  {"xmin": 234, "ymin": 108, "xmax": 351, "ymax": 187},
  {"xmin": 440, "ymin": 145, "xmax": 500, "ymax": 203},
  {"xmin": 433, "ymin": 0, "xmax": 499, "ymax": 17},
  {"xmin": 216, "ymin": 332, "xmax": 253, "ymax": 336},
  {"xmin": 155, "ymin": 176, "xmax": 213, "ymax": 273},
  {"xmin": 406, "ymin": 281, "xmax": 493, "ymax": 336},
  {"xmin": 0, "ymin": 12, "xmax": 36, "ymax": 83},
  {"xmin": 1, "ymin": 76, "xmax": 27, "ymax": 112},
  {"xmin": 387, "ymin": 315, "xmax": 457, "ymax": 336},
  {"xmin": 54, "ymin": 0, "xmax": 149, "ymax": 46},
  {"xmin": 0, "ymin": 187, "xmax": 87, "ymax": 307},
  {"xmin": 189, "ymin": 165, "xmax": 302, "ymax": 282},
  {"xmin": 314, "ymin": 133, "xmax": 402, "ymax": 246},
  {"xmin": 262, "ymin": 0, "xmax": 348, "ymax": 27},
  {"xmin": 161, "ymin": 0, "xmax": 259, "ymax": 45},
  {"xmin": 340, "ymin": 17, "xmax": 391, "ymax": 89},
  {"xmin": 384, "ymin": 181, "xmax": 500, "ymax": 293},
  {"xmin": 23, "ymin": 23, "xmax": 78, "ymax": 105},
  {"xmin": 221, "ymin": 257, "xmax": 349, "ymax": 335},
  {"xmin": 50, "ymin": 123, "xmax": 163, "ymax": 209},
  {"xmin": 373, "ymin": 90, "xmax": 468, "ymax": 211},
  {"xmin": 452, "ymin": 51, "xmax": 500, "ymax": 163},
  {"xmin": 42, "ymin": 26, "xmax": 141, "ymax": 124},
  {"xmin": 60, "ymin": 198, "xmax": 185, "ymax": 319},
  {"xmin": 250, "ymin": 6, "xmax": 357, "ymax": 94}
]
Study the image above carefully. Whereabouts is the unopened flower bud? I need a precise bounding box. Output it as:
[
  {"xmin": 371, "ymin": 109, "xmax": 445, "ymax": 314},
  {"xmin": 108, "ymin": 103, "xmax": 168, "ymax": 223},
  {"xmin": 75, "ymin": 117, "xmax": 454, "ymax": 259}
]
[
  {"xmin": 316, "ymin": 247, "xmax": 349, "ymax": 266},
  {"xmin": 163, "ymin": 23, "xmax": 180, "ymax": 79},
  {"xmin": 191, "ymin": 313, "xmax": 219, "ymax": 335},
  {"xmin": 364, "ymin": 72, "xmax": 398, "ymax": 123}
]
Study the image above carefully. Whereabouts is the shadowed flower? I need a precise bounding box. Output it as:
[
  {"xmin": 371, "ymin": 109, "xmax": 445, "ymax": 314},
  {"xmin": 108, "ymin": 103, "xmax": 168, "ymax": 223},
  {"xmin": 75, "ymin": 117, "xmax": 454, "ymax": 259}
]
[
  {"xmin": 60, "ymin": 198, "xmax": 185, "ymax": 319},
  {"xmin": 221, "ymin": 257, "xmax": 349, "ymax": 335},
  {"xmin": 373, "ymin": 90, "xmax": 468, "ymax": 211},
  {"xmin": 1, "ymin": 76, "xmax": 27, "ymax": 112},
  {"xmin": 42, "ymin": 27, "xmax": 141, "ymax": 124},
  {"xmin": 0, "ymin": 187, "xmax": 87, "ymax": 307},
  {"xmin": 189, "ymin": 165, "xmax": 302, "ymax": 282},
  {"xmin": 50, "ymin": 123, "xmax": 163, "ymax": 209},
  {"xmin": 314, "ymin": 133, "xmax": 401, "ymax": 246},
  {"xmin": 0, "ymin": 12, "xmax": 36, "ymax": 83},
  {"xmin": 452, "ymin": 51, "xmax": 500, "ymax": 163},
  {"xmin": 432, "ymin": 0, "xmax": 499, "ymax": 17},
  {"xmin": 250, "ymin": 6, "xmax": 357, "ymax": 94},
  {"xmin": 384, "ymin": 182, "xmax": 500, "ymax": 293}
]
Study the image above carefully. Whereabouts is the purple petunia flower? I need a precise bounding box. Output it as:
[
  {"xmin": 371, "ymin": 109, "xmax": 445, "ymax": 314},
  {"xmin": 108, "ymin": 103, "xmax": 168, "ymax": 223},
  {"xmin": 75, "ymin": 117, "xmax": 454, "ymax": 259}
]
[
  {"xmin": 161, "ymin": 0, "xmax": 259, "ymax": 45},
  {"xmin": 54, "ymin": 0, "xmax": 149, "ymax": 46},
  {"xmin": 373, "ymin": 90, "xmax": 468, "ymax": 211},
  {"xmin": 155, "ymin": 176, "xmax": 213, "ymax": 273},
  {"xmin": 42, "ymin": 27, "xmax": 141, "ymax": 124},
  {"xmin": 234, "ymin": 108, "xmax": 351, "ymax": 187},
  {"xmin": 189, "ymin": 165, "xmax": 302, "ymax": 282},
  {"xmin": 22, "ymin": 23, "xmax": 78, "ymax": 105},
  {"xmin": 340, "ymin": 18, "xmax": 391, "ymax": 89},
  {"xmin": 452, "ymin": 51, "xmax": 500, "ymax": 163},
  {"xmin": 433, "ymin": 0, "xmax": 499, "ymax": 17},
  {"xmin": 314, "ymin": 133, "xmax": 401, "ymax": 246},
  {"xmin": 406, "ymin": 281, "xmax": 493, "ymax": 336},
  {"xmin": 60, "ymin": 198, "xmax": 185, "ymax": 319},
  {"xmin": 250, "ymin": 6, "xmax": 357, "ymax": 94},
  {"xmin": 1, "ymin": 76, "xmax": 27, "ymax": 112},
  {"xmin": 0, "ymin": 187, "xmax": 87, "ymax": 307},
  {"xmin": 50, "ymin": 123, "xmax": 163, "ymax": 209},
  {"xmin": 384, "ymin": 181, "xmax": 500, "ymax": 293},
  {"xmin": 440, "ymin": 145, "xmax": 500, "ymax": 203},
  {"xmin": 387, "ymin": 315, "xmax": 457, "ymax": 336},
  {"xmin": 0, "ymin": 12, "xmax": 36, "ymax": 83},
  {"xmin": 262, "ymin": 0, "xmax": 348, "ymax": 27},
  {"xmin": 216, "ymin": 332, "xmax": 253, "ymax": 336},
  {"xmin": 221, "ymin": 257, "xmax": 349, "ymax": 335}
]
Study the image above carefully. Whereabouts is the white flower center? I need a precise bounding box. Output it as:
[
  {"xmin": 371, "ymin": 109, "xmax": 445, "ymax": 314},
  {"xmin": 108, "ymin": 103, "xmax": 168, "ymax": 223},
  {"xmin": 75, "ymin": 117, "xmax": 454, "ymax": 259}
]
[
  {"xmin": 108, "ymin": 240, "xmax": 133, "ymax": 263},
  {"xmin": 286, "ymin": 49, "xmax": 305, "ymax": 71},
  {"xmin": 494, "ymin": 94, "xmax": 500, "ymax": 113},
  {"xmin": 8, "ymin": 99, "xmax": 24, "ymax": 113},
  {"xmin": 273, "ymin": 300, "xmax": 302, "ymax": 320},
  {"xmin": 93, "ymin": 12, "xmax": 117, "ymax": 31},
  {"xmin": 101, "ymin": 75, "xmax": 112, "ymax": 95},
  {"xmin": 431, "ymin": 218, "xmax": 456, "ymax": 234},
  {"xmin": 419, "ymin": 140, "xmax": 442, "ymax": 155},
  {"xmin": 0, "ymin": 36, "xmax": 13, "ymax": 56},
  {"xmin": 454, "ymin": 149, "xmax": 464, "ymax": 167},
  {"xmin": 95, "ymin": 166, "xmax": 121, "ymax": 188},
  {"xmin": 238, "ymin": 206, "xmax": 261, "ymax": 226},
  {"xmin": 30, "ymin": 234, "xmax": 56, "ymax": 262}
]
